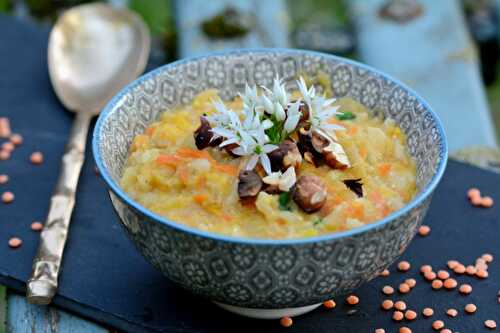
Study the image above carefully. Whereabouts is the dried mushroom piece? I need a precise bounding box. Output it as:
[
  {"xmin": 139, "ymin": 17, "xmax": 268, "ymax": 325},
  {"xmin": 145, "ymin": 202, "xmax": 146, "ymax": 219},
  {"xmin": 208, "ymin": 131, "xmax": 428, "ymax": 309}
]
[
  {"xmin": 268, "ymin": 140, "xmax": 302, "ymax": 172},
  {"xmin": 238, "ymin": 170, "xmax": 263, "ymax": 201},
  {"xmin": 292, "ymin": 175, "xmax": 327, "ymax": 213},
  {"xmin": 194, "ymin": 116, "xmax": 213, "ymax": 149},
  {"xmin": 343, "ymin": 178, "xmax": 363, "ymax": 198},
  {"xmin": 297, "ymin": 127, "xmax": 323, "ymax": 166}
]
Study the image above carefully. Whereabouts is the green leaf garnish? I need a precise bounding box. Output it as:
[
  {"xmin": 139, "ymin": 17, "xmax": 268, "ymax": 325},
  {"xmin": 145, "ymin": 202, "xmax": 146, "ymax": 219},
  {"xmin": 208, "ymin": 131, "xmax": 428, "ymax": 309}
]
[
  {"xmin": 313, "ymin": 218, "xmax": 324, "ymax": 226},
  {"xmin": 336, "ymin": 111, "xmax": 356, "ymax": 121},
  {"xmin": 279, "ymin": 192, "xmax": 292, "ymax": 211}
]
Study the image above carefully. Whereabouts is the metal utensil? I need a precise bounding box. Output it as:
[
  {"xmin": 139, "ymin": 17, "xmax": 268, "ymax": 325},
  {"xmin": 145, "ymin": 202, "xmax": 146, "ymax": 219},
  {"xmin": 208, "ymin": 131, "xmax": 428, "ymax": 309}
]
[{"xmin": 27, "ymin": 3, "xmax": 150, "ymax": 305}]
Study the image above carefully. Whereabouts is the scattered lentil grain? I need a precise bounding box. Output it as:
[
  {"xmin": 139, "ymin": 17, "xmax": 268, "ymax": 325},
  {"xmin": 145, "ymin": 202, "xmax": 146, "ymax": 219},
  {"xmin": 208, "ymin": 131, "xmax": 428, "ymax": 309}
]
[
  {"xmin": 9, "ymin": 133, "xmax": 23, "ymax": 145},
  {"xmin": 8, "ymin": 237, "xmax": 22, "ymax": 248},
  {"xmin": 2, "ymin": 191, "xmax": 14, "ymax": 203},
  {"xmin": 432, "ymin": 320, "xmax": 444, "ymax": 330},
  {"xmin": 471, "ymin": 195, "xmax": 482, "ymax": 205},
  {"xmin": 437, "ymin": 270, "xmax": 450, "ymax": 280},
  {"xmin": 481, "ymin": 196, "xmax": 494, "ymax": 208},
  {"xmin": 382, "ymin": 285, "xmax": 394, "ymax": 295},
  {"xmin": 421, "ymin": 265, "xmax": 433, "ymax": 274},
  {"xmin": 443, "ymin": 278, "xmax": 457, "ymax": 289},
  {"xmin": 405, "ymin": 278, "xmax": 416, "ymax": 288},
  {"xmin": 440, "ymin": 329, "xmax": 452, "ymax": 333},
  {"xmin": 381, "ymin": 299, "xmax": 394, "ymax": 310},
  {"xmin": 418, "ymin": 225, "xmax": 431, "ymax": 236},
  {"xmin": 485, "ymin": 320, "xmax": 497, "ymax": 329},
  {"xmin": 476, "ymin": 269, "xmax": 489, "ymax": 279},
  {"xmin": 464, "ymin": 303, "xmax": 477, "ymax": 314},
  {"xmin": 280, "ymin": 316, "xmax": 293, "ymax": 328},
  {"xmin": 0, "ymin": 174, "xmax": 8, "ymax": 184},
  {"xmin": 447, "ymin": 260, "xmax": 459, "ymax": 269},
  {"xmin": 0, "ymin": 150, "xmax": 11, "ymax": 160},
  {"xmin": 453, "ymin": 264, "xmax": 466, "ymax": 274},
  {"xmin": 380, "ymin": 269, "xmax": 390, "ymax": 277},
  {"xmin": 346, "ymin": 295, "xmax": 359, "ymax": 305},
  {"xmin": 466, "ymin": 265, "xmax": 477, "ymax": 275},
  {"xmin": 459, "ymin": 284, "xmax": 472, "ymax": 295},
  {"xmin": 399, "ymin": 283, "xmax": 410, "ymax": 294},
  {"xmin": 397, "ymin": 261, "xmax": 411, "ymax": 272},
  {"xmin": 446, "ymin": 308, "xmax": 458, "ymax": 317},
  {"xmin": 404, "ymin": 310, "xmax": 417, "ymax": 321},
  {"xmin": 0, "ymin": 117, "xmax": 11, "ymax": 138},
  {"xmin": 431, "ymin": 279, "xmax": 443, "ymax": 290},
  {"xmin": 467, "ymin": 188, "xmax": 481, "ymax": 199},
  {"xmin": 394, "ymin": 301, "xmax": 406, "ymax": 311},
  {"xmin": 375, "ymin": 329, "xmax": 385, "ymax": 333},
  {"xmin": 399, "ymin": 327, "xmax": 411, "ymax": 333},
  {"xmin": 323, "ymin": 300, "xmax": 336, "ymax": 309},
  {"xmin": 31, "ymin": 222, "xmax": 43, "ymax": 231},
  {"xmin": 30, "ymin": 151, "xmax": 43, "ymax": 165},
  {"xmin": 423, "ymin": 308, "xmax": 434, "ymax": 317},
  {"xmin": 2, "ymin": 142, "xmax": 14, "ymax": 152},
  {"xmin": 425, "ymin": 271, "xmax": 437, "ymax": 281},
  {"xmin": 482, "ymin": 253, "xmax": 494, "ymax": 263},
  {"xmin": 392, "ymin": 311, "xmax": 404, "ymax": 321}
]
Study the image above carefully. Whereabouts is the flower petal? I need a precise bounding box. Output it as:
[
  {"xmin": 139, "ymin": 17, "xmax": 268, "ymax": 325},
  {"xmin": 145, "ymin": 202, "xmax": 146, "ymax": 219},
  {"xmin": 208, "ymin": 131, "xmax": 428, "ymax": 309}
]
[
  {"xmin": 260, "ymin": 153, "xmax": 272, "ymax": 175},
  {"xmin": 245, "ymin": 155, "xmax": 259, "ymax": 170}
]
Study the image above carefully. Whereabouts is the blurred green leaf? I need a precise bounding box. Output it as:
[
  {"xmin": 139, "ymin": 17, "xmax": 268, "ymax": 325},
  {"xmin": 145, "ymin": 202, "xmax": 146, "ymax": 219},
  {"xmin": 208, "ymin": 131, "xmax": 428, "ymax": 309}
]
[
  {"xmin": 0, "ymin": 0, "xmax": 12, "ymax": 13},
  {"xmin": 129, "ymin": 0, "xmax": 173, "ymax": 36}
]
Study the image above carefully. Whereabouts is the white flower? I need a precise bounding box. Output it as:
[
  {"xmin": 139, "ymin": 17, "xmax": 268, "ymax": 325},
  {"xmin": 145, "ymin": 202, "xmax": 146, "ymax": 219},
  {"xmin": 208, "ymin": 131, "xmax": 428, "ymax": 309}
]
[
  {"xmin": 239, "ymin": 84, "xmax": 259, "ymax": 110},
  {"xmin": 283, "ymin": 99, "xmax": 302, "ymax": 134},
  {"xmin": 262, "ymin": 167, "xmax": 296, "ymax": 192},
  {"xmin": 261, "ymin": 77, "xmax": 290, "ymax": 119},
  {"xmin": 296, "ymin": 77, "xmax": 345, "ymax": 134}
]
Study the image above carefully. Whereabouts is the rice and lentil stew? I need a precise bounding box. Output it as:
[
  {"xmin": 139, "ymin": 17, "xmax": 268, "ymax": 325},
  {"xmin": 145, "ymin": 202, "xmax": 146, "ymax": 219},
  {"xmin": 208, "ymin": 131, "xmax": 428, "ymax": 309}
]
[{"xmin": 120, "ymin": 77, "xmax": 416, "ymax": 239}]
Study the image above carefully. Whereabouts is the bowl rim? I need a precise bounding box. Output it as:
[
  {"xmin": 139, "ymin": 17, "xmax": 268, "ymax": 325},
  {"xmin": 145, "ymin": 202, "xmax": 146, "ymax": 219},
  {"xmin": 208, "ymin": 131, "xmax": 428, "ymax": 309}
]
[{"xmin": 92, "ymin": 48, "xmax": 448, "ymax": 245}]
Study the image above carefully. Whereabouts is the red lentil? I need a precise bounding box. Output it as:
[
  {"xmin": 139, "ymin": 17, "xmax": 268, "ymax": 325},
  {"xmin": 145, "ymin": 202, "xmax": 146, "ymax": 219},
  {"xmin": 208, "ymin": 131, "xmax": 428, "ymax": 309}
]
[
  {"xmin": 323, "ymin": 300, "xmax": 336, "ymax": 309},
  {"xmin": 0, "ymin": 150, "xmax": 11, "ymax": 160},
  {"xmin": 481, "ymin": 196, "xmax": 494, "ymax": 208},
  {"xmin": 0, "ymin": 174, "xmax": 8, "ymax": 184},
  {"xmin": 30, "ymin": 151, "xmax": 44, "ymax": 165},
  {"xmin": 375, "ymin": 329, "xmax": 385, "ymax": 333},
  {"xmin": 381, "ymin": 299, "xmax": 394, "ymax": 310},
  {"xmin": 424, "ymin": 271, "xmax": 437, "ymax": 281},
  {"xmin": 423, "ymin": 307, "xmax": 434, "ymax": 317},
  {"xmin": 482, "ymin": 253, "xmax": 494, "ymax": 263},
  {"xmin": 9, "ymin": 133, "xmax": 23, "ymax": 146},
  {"xmin": 392, "ymin": 311, "xmax": 404, "ymax": 321},
  {"xmin": 446, "ymin": 308, "xmax": 458, "ymax": 317},
  {"xmin": 476, "ymin": 262, "xmax": 488, "ymax": 271},
  {"xmin": 459, "ymin": 284, "xmax": 472, "ymax": 294},
  {"xmin": 485, "ymin": 320, "xmax": 497, "ymax": 329},
  {"xmin": 405, "ymin": 278, "xmax": 416, "ymax": 288},
  {"xmin": 447, "ymin": 260, "xmax": 459, "ymax": 269},
  {"xmin": 280, "ymin": 316, "xmax": 293, "ymax": 328},
  {"xmin": 8, "ymin": 237, "xmax": 22, "ymax": 248},
  {"xmin": 2, "ymin": 142, "xmax": 14, "ymax": 153},
  {"xmin": 418, "ymin": 225, "xmax": 431, "ymax": 236},
  {"xmin": 476, "ymin": 269, "xmax": 489, "ymax": 279},
  {"xmin": 399, "ymin": 283, "xmax": 410, "ymax": 294},
  {"xmin": 421, "ymin": 265, "xmax": 433, "ymax": 274},
  {"xmin": 465, "ymin": 265, "xmax": 477, "ymax": 275},
  {"xmin": 0, "ymin": 117, "xmax": 11, "ymax": 138},
  {"xmin": 31, "ymin": 222, "xmax": 43, "ymax": 231},
  {"xmin": 437, "ymin": 270, "xmax": 450, "ymax": 280},
  {"xmin": 380, "ymin": 269, "xmax": 390, "ymax": 277},
  {"xmin": 2, "ymin": 191, "xmax": 14, "ymax": 203},
  {"xmin": 382, "ymin": 285, "xmax": 394, "ymax": 295},
  {"xmin": 394, "ymin": 301, "xmax": 406, "ymax": 311},
  {"xmin": 399, "ymin": 327, "xmax": 411, "ymax": 333},
  {"xmin": 397, "ymin": 261, "xmax": 411, "ymax": 272},
  {"xmin": 404, "ymin": 310, "xmax": 417, "ymax": 321},
  {"xmin": 453, "ymin": 264, "xmax": 466, "ymax": 274},
  {"xmin": 432, "ymin": 320, "xmax": 445, "ymax": 330},
  {"xmin": 464, "ymin": 303, "xmax": 477, "ymax": 314},
  {"xmin": 467, "ymin": 188, "xmax": 481, "ymax": 199},
  {"xmin": 440, "ymin": 329, "xmax": 452, "ymax": 333},
  {"xmin": 346, "ymin": 295, "xmax": 359, "ymax": 305},
  {"xmin": 431, "ymin": 279, "xmax": 443, "ymax": 290},
  {"xmin": 443, "ymin": 278, "xmax": 457, "ymax": 289},
  {"xmin": 471, "ymin": 195, "xmax": 483, "ymax": 206}
]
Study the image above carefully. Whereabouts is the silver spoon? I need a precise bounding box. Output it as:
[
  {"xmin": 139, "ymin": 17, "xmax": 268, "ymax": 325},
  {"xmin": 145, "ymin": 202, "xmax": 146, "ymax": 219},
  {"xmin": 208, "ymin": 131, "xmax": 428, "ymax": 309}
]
[{"xmin": 27, "ymin": 3, "xmax": 150, "ymax": 305}]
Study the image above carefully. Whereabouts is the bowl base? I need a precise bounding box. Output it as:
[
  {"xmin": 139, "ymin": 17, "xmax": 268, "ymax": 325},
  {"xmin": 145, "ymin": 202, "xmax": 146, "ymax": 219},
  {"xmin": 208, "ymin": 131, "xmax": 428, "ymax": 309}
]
[{"xmin": 213, "ymin": 302, "xmax": 322, "ymax": 319}]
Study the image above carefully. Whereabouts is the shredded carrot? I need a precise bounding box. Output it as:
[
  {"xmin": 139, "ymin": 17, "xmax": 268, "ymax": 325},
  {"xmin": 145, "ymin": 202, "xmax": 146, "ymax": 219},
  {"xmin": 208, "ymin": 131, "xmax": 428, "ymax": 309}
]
[
  {"xmin": 359, "ymin": 146, "xmax": 367, "ymax": 160},
  {"xmin": 276, "ymin": 218, "xmax": 287, "ymax": 225},
  {"xmin": 377, "ymin": 163, "xmax": 392, "ymax": 177},
  {"xmin": 346, "ymin": 202, "xmax": 364, "ymax": 219},
  {"xmin": 213, "ymin": 163, "xmax": 238, "ymax": 176},
  {"xmin": 347, "ymin": 125, "xmax": 358, "ymax": 135},
  {"xmin": 156, "ymin": 154, "xmax": 182, "ymax": 167},
  {"xmin": 222, "ymin": 214, "xmax": 233, "ymax": 222},
  {"xmin": 196, "ymin": 175, "xmax": 207, "ymax": 189},
  {"xmin": 319, "ymin": 200, "xmax": 336, "ymax": 217},
  {"xmin": 178, "ymin": 166, "xmax": 189, "ymax": 184},
  {"xmin": 193, "ymin": 194, "xmax": 207, "ymax": 204},
  {"xmin": 145, "ymin": 126, "xmax": 156, "ymax": 136},
  {"xmin": 176, "ymin": 147, "xmax": 215, "ymax": 162}
]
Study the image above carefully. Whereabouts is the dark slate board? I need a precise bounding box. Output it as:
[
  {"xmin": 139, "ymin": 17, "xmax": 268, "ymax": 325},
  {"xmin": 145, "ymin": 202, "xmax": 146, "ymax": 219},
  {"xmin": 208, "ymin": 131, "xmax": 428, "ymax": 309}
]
[{"xmin": 0, "ymin": 14, "xmax": 499, "ymax": 333}]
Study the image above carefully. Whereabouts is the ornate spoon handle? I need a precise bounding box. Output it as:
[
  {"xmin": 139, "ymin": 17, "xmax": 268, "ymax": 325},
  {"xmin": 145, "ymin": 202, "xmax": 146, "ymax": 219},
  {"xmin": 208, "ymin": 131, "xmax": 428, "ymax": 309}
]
[{"xmin": 27, "ymin": 112, "xmax": 92, "ymax": 305}]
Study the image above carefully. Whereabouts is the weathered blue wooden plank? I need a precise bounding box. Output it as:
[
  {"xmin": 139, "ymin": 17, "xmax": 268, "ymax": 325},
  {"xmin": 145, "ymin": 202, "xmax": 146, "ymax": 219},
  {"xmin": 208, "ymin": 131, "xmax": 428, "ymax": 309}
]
[
  {"xmin": 176, "ymin": 0, "xmax": 290, "ymax": 58},
  {"xmin": 349, "ymin": 0, "xmax": 498, "ymax": 151},
  {"xmin": 7, "ymin": 294, "xmax": 108, "ymax": 333}
]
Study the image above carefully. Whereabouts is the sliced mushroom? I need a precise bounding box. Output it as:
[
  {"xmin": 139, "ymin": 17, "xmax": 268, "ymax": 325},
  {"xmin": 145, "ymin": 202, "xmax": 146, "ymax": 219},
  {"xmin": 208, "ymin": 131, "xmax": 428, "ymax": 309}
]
[
  {"xmin": 292, "ymin": 175, "xmax": 327, "ymax": 213},
  {"xmin": 311, "ymin": 129, "xmax": 351, "ymax": 169},
  {"xmin": 194, "ymin": 116, "xmax": 213, "ymax": 149},
  {"xmin": 297, "ymin": 127, "xmax": 322, "ymax": 167},
  {"xmin": 268, "ymin": 140, "xmax": 302, "ymax": 172},
  {"xmin": 238, "ymin": 170, "xmax": 263, "ymax": 200},
  {"xmin": 289, "ymin": 100, "xmax": 309, "ymax": 123},
  {"xmin": 223, "ymin": 143, "xmax": 240, "ymax": 157}
]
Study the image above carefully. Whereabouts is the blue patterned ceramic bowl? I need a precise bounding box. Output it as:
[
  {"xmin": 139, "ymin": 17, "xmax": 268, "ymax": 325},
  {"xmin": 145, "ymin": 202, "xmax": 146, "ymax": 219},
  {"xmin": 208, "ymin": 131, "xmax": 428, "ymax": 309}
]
[{"xmin": 93, "ymin": 49, "xmax": 447, "ymax": 316}]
